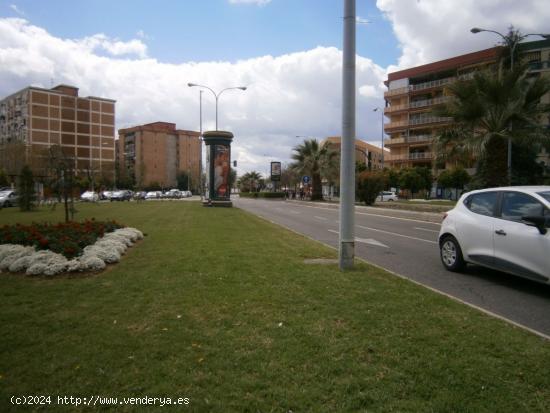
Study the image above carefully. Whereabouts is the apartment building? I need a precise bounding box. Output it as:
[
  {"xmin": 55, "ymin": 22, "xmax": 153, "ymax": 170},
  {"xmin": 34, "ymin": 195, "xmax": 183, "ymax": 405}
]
[
  {"xmin": 0, "ymin": 84, "xmax": 116, "ymax": 180},
  {"xmin": 117, "ymin": 122, "xmax": 200, "ymax": 189},
  {"xmin": 322, "ymin": 136, "xmax": 388, "ymax": 170},
  {"xmin": 383, "ymin": 39, "xmax": 550, "ymax": 170}
]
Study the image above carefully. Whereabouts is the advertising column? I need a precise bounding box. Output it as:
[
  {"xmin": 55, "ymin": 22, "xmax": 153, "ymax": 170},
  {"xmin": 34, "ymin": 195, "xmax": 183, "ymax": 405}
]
[{"xmin": 202, "ymin": 131, "xmax": 233, "ymax": 207}]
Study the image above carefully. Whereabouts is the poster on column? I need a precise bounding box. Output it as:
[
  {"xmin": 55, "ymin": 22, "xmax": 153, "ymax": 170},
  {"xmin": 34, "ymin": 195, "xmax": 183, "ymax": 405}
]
[{"xmin": 213, "ymin": 145, "xmax": 230, "ymax": 198}]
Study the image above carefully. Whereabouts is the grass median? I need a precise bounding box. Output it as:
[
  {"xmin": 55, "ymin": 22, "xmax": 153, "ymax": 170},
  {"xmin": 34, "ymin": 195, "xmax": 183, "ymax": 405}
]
[{"xmin": 0, "ymin": 201, "xmax": 549, "ymax": 412}]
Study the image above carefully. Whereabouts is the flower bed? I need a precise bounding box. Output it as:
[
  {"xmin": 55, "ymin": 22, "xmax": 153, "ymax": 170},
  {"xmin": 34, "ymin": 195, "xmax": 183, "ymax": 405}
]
[
  {"xmin": 0, "ymin": 225, "xmax": 143, "ymax": 276},
  {"xmin": 0, "ymin": 220, "xmax": 124, "ymax": 259}
]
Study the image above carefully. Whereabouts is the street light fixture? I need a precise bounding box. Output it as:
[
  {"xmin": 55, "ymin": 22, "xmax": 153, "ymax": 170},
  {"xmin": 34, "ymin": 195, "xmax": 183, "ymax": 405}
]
[
  {"xmin": 470, "ymin": 26, "xmax": 550, "ymax": 185},
  {"xmin": 187, "ymin": 83, "xmax": 247, "ymax": 131},
  {"xmin": 373, "ymin": 107, "xmax": 385, "ymax": 169}
]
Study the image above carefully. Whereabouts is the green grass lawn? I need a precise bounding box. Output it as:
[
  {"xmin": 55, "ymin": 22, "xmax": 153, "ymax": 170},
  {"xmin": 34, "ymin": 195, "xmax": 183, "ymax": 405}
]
[{"xmin": 0, "ymin": 201, "xmax": 549, "ymax": 412}]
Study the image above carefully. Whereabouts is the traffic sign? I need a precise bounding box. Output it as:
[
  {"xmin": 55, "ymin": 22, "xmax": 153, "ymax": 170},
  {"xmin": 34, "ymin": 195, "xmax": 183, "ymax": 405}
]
[{"xmin": 302, "ymin": 176, "xmax": 310, "ymax": 184}]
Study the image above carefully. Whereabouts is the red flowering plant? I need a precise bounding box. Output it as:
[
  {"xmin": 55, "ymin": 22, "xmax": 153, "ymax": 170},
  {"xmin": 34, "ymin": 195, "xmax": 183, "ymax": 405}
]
[{"xmin": 0, "ymin": 219, "xmax": 124, "ymax": 259}]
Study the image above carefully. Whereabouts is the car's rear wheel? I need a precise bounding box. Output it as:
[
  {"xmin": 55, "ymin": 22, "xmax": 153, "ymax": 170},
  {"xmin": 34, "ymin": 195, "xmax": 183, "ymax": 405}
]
[{"xmin": 440, "ymin": 235, "xmax": 465, "ymax": 272}]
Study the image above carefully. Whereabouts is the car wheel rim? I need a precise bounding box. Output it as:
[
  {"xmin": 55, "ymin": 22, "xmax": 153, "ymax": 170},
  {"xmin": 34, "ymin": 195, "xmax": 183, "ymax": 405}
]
[{"xmin": 442, "ymin": 240, "xmax": 456, "ymax": 266}]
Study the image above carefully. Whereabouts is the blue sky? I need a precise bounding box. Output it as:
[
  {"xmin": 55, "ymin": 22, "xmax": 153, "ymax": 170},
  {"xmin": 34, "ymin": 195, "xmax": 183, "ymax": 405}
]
[
  {"xmin": 2, "ymin": 0, "xmax": 399, "ymax": 65},
  {"xmin": 1, "ymin": 0, "xmax": 549, "ymax": 174}
]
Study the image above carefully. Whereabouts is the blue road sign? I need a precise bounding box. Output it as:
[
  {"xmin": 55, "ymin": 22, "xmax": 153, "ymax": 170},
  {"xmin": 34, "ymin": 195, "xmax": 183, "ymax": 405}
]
[{"xmin": 302, "ymin": 176, "xmax": 310, "ymax": 184}]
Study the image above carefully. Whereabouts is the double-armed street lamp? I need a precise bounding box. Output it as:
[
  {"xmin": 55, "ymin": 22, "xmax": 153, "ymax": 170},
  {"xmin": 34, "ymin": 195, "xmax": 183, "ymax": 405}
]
[
  {"xmin": 187, "ymin": 83, "xmax": 247, "ymax": 131},
  {"xmin": 470, "ymin": 27, "xmax": 550, "ymax": 185}
]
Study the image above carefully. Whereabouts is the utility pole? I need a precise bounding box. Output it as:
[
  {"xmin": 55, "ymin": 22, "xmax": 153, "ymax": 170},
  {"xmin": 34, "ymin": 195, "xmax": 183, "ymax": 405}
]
[{"xmin": 339, "ymin": 0, "xmax": 356, "ymax": 270}]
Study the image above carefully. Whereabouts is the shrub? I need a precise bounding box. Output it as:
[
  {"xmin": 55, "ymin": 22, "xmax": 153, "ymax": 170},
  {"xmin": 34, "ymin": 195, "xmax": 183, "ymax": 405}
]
[
  {"xmin": 357, "ymin": 171, "xmax": 385, "ymax": 205},
  {"xmin": 0, "ymin": 220, "xmax": 124, "ymax": 259}
]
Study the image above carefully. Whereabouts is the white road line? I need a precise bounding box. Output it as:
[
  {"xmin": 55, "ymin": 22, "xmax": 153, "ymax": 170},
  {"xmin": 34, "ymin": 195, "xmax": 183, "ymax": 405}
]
[
  {"xmin": 282, "ymin": 201, "xmax": 442, "ymax": 225},
  {"xmin": 415, "ymin": 227, "xmax": 440, "ymax": 233},
  {"xmin": 328, "ymin": 230, "xmax": 389, "ymax": 248},
  {"xmin": 314, "ymin": 216, "xmax": 328, "ymax": 221},
  {"xmin": 357, "ymin": 225, "xmax": 438, "ymax": 244},
  {"xmin": 290, "ymin": 210, "xmax": 300, "ymax": 214}
]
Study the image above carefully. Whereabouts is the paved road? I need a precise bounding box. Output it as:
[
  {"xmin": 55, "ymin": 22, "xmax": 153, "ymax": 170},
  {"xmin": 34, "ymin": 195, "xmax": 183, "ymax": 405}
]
[{"xmin": 234, "ymin": 197, "xmax": 550, "ymax": 338}]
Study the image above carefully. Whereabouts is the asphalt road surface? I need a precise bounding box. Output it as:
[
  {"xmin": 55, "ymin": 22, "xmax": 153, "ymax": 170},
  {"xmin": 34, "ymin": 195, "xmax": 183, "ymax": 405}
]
[{"xmin": 234, "ymin": 197, "xmax": 550, "ymax": 338}]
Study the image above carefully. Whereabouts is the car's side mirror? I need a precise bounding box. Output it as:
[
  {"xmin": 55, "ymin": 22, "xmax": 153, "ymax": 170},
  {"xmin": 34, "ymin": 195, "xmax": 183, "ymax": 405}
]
[{"xmin": 521, "ymin": 215, "xmax": 548, "ymax": 235}]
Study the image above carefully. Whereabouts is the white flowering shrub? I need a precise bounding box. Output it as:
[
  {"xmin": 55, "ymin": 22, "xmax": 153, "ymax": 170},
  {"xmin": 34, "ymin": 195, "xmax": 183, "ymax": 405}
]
[
  {"xmin": 0, "ymin": 245, "xmax": 35, "ymax": 270},
  {"xmin": 0, "ymin": 227, "xmax": 142, "ymax": 276}
]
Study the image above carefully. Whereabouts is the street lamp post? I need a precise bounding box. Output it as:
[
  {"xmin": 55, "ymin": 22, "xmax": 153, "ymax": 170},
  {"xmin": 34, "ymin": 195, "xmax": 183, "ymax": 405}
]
[
  {"xmin": 470, "ymin": 27, "xmax": 550, "ymax": 185},
  {"xmin": 187, "ymin": 83, "xmax": 247, "ymax": 131},
  {"xmin": 373, "ymin": 107, "xmax": 384, "ymax": 169}
]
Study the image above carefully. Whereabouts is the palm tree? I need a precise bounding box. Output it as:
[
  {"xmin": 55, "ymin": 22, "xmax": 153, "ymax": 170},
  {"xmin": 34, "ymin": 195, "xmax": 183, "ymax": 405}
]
[
  {"xmin": 237, "ymin": 171, "xmax": 263, "ymax": 192},
  {"xmin": 435, "ymin": 66, "xmax": 550, "ymax": 186},
  {"xmin": 290, "ymin": 139, "xmax": 337, "ymax": 201}
]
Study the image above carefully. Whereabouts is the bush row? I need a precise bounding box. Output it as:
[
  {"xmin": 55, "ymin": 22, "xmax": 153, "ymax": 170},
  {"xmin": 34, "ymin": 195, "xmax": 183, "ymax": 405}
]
[{"xmin": 238, "ymin": 192, "xmax": 285, "ymax": 199}]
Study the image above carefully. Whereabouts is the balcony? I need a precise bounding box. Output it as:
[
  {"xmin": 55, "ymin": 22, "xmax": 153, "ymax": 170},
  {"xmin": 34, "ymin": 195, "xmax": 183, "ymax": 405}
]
[
  {"xmin": 411, "ymin": 76, "xmax": 455, "ymax": 92},
  {"xmin": 384, "ymin": 86, "xmax": 410, "ymax": 98},
  {"xmin": 385, "ymin": 120, "xmax": 409, "ymax": 130},
  {"xmin": 384, "ymin": 137, "xmax": 406, "ymax": 146},
  {"xmin": 384, "ymin": 103, "xmax": 408, "ymax": 114},
  {"xmin": 387, "ymin": 152, "xmax": 433, "ymax": 161},
  {"xmin": 409, "ymin": 96, "xmax": 451, "ymax": 109},
  {"xmin": 407, "ymin": 134, "xmax": 433, "ymax": 144},
  {"xmin": 409, "ymin": 115, "xmax": 453, "ymax": 126}
]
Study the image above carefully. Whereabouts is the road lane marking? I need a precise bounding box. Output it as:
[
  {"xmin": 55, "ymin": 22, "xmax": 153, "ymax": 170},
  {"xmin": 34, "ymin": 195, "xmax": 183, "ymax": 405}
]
[
  {"xmin": 357, "ymin": 225, "xmax": 437, "ymax": 244},
  {"xmin": 328, "ymin": 230, "xmax": 389, "ymax": 248},
  {"xmin": 314, "ymin": 216, "xmax": 328, "ymax": 221},
  {"xmin": 414, "ymin": 227, "xmax": 440, "ymax": 233},
  {"xmin": 289, "ymin": 210, "xmax": 300, "ymax": 214}
]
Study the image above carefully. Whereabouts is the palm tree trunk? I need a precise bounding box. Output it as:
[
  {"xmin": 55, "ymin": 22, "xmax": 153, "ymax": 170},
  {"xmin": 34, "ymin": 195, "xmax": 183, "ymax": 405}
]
[{"xmin": 311, "ymin": 173, "xmax": 323, "ymax": 201}]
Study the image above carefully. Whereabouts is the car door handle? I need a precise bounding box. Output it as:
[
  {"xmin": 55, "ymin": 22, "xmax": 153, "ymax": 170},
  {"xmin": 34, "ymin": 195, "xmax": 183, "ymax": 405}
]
[{"xmin": 495, "ymin": 229, "xmax": 507, "ymax": 236}]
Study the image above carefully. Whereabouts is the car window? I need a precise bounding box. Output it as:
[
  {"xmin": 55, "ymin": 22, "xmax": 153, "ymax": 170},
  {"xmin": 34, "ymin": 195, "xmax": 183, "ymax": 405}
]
[
  {"xmin": 537, "ymin": 191, "xmax": 550, "ymax": 203},
  {"xmin": 465, "ymin": 192, "xmax": 498, "ymax": 217},
  {"xmin": 501, "ymin": 192, "xmax": 545, "ymax": 221}
]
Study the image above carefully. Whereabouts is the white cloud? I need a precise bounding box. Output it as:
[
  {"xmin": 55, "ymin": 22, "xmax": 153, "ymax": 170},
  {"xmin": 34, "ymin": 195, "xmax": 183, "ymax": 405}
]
[
  {"xmin": 228, "ymin": 0, "xmax": 272, "ymax": 6},
  {"xmin": 0, "ymin": 18, "xmax": 385, "ymax": 176},
  {"xmin": 9, "ymin": 4, "xmax": 25, "ymax": 16},
  {"xmin": 377, "ymin": 0, "xmax": 550, "ymax": 72}
]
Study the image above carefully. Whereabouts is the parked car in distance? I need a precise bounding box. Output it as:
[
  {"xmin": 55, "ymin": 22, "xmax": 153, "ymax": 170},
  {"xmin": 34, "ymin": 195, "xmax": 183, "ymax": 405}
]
[
  {"xmin": 0, "ymin": 190, "xmax": 18, "ymax": 207},
  {"xmin": 101, "ymin": 190, "xmax": 113, "ymax": 201},
  {"xmin": 166, "ymin": 189, "xmax": 182, "ymax": 199},
  {"xmin": 110, "ymin": 190, "xmax": 132, "ymax": 201},
  {"xmin": 80, "ymin": 191, "xmax": 99, "ymax": 202},
  {"xmin": 439, "ymin": 186, "xmax": 550, "ymax": 284},
  {"xmin": 145, "ymin": 191, "xmax": 161, "ymax": 200},
  {"xmin": 133, "ymin": 191, "xmax": 147, "ymax": 200},
  {"xmin": 377, "ymin": 191, "xmax": 398, "ymax": 202}
]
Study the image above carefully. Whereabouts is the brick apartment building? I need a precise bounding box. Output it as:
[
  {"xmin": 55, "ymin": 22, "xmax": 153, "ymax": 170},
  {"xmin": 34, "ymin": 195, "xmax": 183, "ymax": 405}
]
[
  {"xmin": 383, "ymin": 39, "xmax": 550, "ymax": 171},
  {"xmin": 0, "ymin": 84, "xmax": 116, "ymax": 182},
  {"xmin": 322, "ymin": 136, "xmax": 388, "ymax": 170},
  {"xmin": 117, "ymin": 122, "xmax": 200, "ymax": 190}
]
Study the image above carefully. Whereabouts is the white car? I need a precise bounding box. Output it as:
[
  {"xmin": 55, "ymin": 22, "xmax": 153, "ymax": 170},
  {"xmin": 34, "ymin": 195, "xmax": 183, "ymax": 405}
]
[
  {"xmin": 145, "ymin": 191, "xmax": 161, "ymax": 200},
  {"xmin": 80, "ymin": 191, "xmax": 99, "ymax": 202},
  {"xmin": 439, "ymin": 186, "xmax": 550, "ymax": 284},
  {"xmin": 0, "ymin": 190, "xmax": 18, "ymax": 207},
  {"xmin": 377, "ymin": 191, "xmax": 398, "ymax": 202}
]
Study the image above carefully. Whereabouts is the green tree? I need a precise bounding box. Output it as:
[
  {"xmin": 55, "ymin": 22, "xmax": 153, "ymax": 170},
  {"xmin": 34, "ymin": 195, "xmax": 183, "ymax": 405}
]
[
  {"xmin": 435, "ymin": 66, "xmax": 550, "ymax": 187},
  {"xmin": 438, "ymin": 167, "xmax": 471, "ymax": 200},
  {"xmin": 17, "ymin": 165, "xmax": 36, "ymax": 211},
  {"xmin": 237, "ymin": 171, "xmax": 263, "ymax": 192},
  {"xmin": 357, "ymin": 171, "xmax": 385, "ymax": 206},
  {"xmin": 290, "ymin": 139, "xmax": 337, "ymax": 201},
  {"xmin": 177, "ymin": 171, "xmax": 191, "ymax": 191},
  {"xmin": 399, "ymin": 168, "xmax": 424, "ymax": 199}
]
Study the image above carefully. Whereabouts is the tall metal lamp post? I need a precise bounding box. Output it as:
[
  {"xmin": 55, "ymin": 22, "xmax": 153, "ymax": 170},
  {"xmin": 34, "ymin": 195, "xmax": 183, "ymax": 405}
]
[
  {"xmin": 187, "ymin": 83, "xmax": 247, "ymax": 131},
  {"xmin": 373, "ymin": 107, "xmax": 385, "ymax": 169},
  {"xmin": 470, "ymin": 27, "xmax": 550, "ymax": 185}
]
